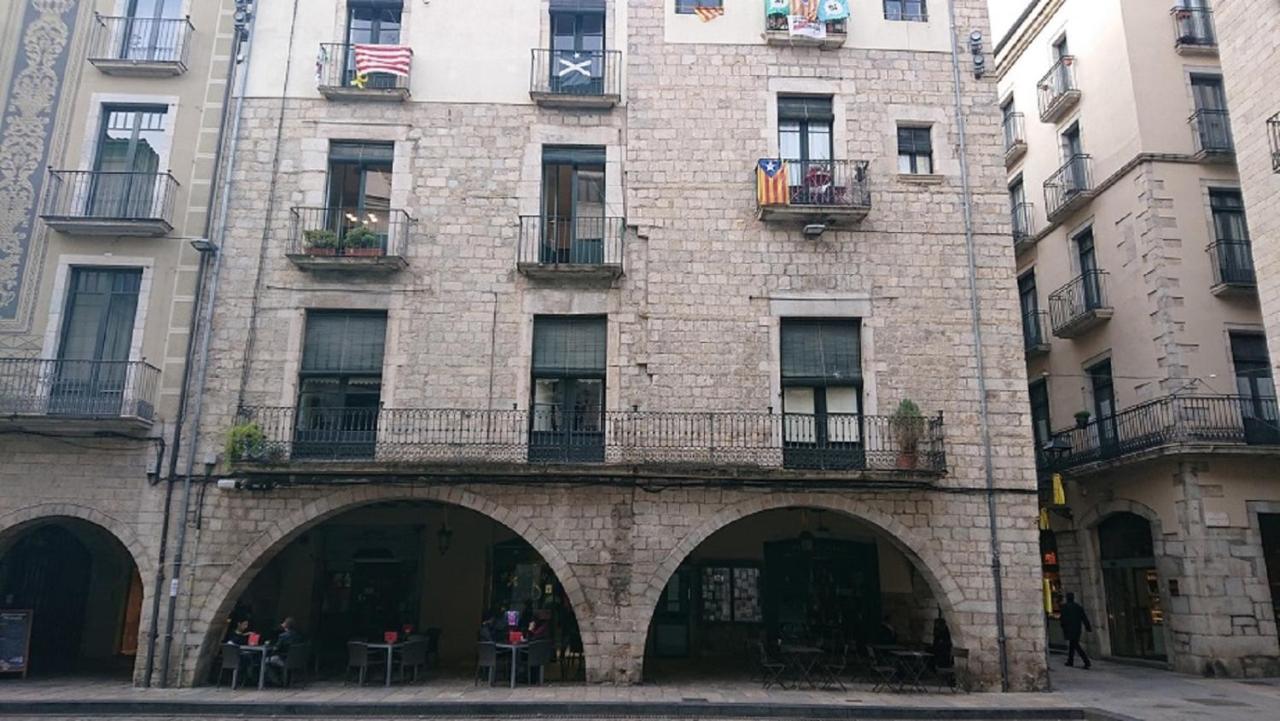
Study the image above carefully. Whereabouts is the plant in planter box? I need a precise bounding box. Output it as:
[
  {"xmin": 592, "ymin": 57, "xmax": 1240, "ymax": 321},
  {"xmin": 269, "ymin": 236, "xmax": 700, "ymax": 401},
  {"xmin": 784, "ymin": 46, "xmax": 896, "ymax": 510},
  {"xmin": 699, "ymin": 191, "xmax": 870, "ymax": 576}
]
[
  {"xmin": 1074, "ymin": 411, "xmax": 1092, "ymax": 430},
  {"xmin": 891, "ymin": 399, "xmax": 926, "ymax": 470},
  {"xmin": 303, "ymin": 228, "xmax": 338, "ymax": 256},
  {"xmin": 225, "ymin": 421, "xmax": 269, "ymax": 463},
  {"xmin": 342, "ymin": 225, "xmax": 384, "ymax": 257}
]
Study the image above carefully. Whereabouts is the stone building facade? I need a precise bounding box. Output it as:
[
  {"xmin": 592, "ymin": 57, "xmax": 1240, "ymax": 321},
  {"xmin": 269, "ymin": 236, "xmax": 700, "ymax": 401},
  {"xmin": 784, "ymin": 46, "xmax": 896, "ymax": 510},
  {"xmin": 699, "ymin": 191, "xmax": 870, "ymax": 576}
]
[{"xmin": 997, "ymin": 0, "xmax": 1280, "ymax": 678}]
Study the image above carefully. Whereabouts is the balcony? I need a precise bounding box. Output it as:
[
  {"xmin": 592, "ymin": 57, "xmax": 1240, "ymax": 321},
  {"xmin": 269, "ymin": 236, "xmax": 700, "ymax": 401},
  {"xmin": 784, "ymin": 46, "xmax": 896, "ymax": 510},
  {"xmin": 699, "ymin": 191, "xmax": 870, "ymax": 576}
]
[
  {"xmin": 316, "ymin": 43, "xmax": 411, "ymax": 102},
  {"xmin": 1268, "ymin": 113, "xmax": 1280, "ymax": 173},
  {"xmin": 1037, "ymin": 56, "xmax": 1080, "ymax": 123},
  {"xmin": 1049, "ymin": 270, "xmax": 1112, "ymax": 338},
  {"xmin": 763, "ymin": 16, "xmax": 848, "ymax": 48},
  {"xmin": 1023, "ymin": 309, "xmax": 1051, "ymax": 358},
  {"xmin": 1189, "ymin": 108, "xmax": 1234, "ymax": 161},
  {"xmin": 1044, "ymin": 154, "xmax": 1094, "ymax": 223},
  {"xmin": 1041, "ymin": 394, "xmax": 1280, "ymax": 473},
  {"xmin": 1003, "ymin": 112, "xmax": 1027, "ymax": 166},
  {"xmin": 286, "ymin": 207, "xmax": 410, "ymax": 273},
  {"xmin": 1012, "ymin": 201, "xmax": 1036, "ymax": 253},
  {"xmin": 1207, "ymin": 240, "xmax": 1256, "ymax": 296},
  {"xmin": 41, "ymin": 170, "xmax": 177, "ymax": 236},
  {"xmin": 516, "ymin": 215, "xmax": 623, "ymax": 280},
  {"xmin": 228, "ymin": 406, "xmax": 948, "ymax": 484},
  {"xmin": 1171, "ymin": 6, "xmax": 1217, "ymax": 55},
  {"xmin": 87, "ymin": 14, "xmax": 192, "ymax": 76},
  {"xmin": 756, "ymin": 159, "xmax": 870, "ymax": 227},
  {"xmin": 0, "ymin": 359, "xmax": 159, "ymax": 430},
  {"xmin": 529, "ymin": 49, "xmax": 621, "ymax": 109}
]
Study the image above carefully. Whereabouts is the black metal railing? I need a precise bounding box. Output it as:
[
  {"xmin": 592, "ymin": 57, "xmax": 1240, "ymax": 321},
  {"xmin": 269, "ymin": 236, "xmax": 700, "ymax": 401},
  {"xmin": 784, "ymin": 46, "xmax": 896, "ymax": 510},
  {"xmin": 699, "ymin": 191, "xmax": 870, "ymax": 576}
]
[
  {"xmin": 1268, "ymin": 113, "xmax": 1280, "ymax": 173},
  {"xmin": 87, "ymin": 14, "xmax": 193, "ymax": 67},
  {"xmin": 1208, "ymin": 239, "xmax": 1256, "ymax": 288},
  {"xmin": 232, "ymin": 406, "xmax": 947, "ymax": 474},
  {"xmin": 42, "ymin": 170, "xmax": 178, "ymax": 224},
  {"xmin": 1190, "ymin": 108, "xmax": 1234, "ymax": 155},
  {"xmin": 1171, "ymin": 5, "xmax": 1216, "ymax": 49},
  {"xmin": 759, "ymin": 159, "xmax": 871, "ymax": 210},
  {"xmin": 1003, "ymin": 112, "xmax": 1026, "ymax": 156},
  {"xmin": 529, "ymin": 49, "xmax": 621, "ymax": 99},
  {"xmin": 1048, "ymin": 270, "xmax": 1110, "ymax": 335},
  {"xmin": 289, "ymin": 206, "xmax": 411, "ymax": 259},
  {"xmin": 517, "ymin": 215, "xmax": 624, "ymax": 269},
  {"xmin": 1037, "ymin": 56, "xmax": 1078, "ymax": 120},
  {"xmin": 0, "ymin": 359, "xmax": 159, "ymax": 421},
  {"xmin": 1023, "ymin": 309, "xmax": 1050, "ymax": 354},
  {"xmin": 1044, "ymin": 154, "xmax": 1093, "ymax": 219},
  {"xmin": 316, "ymin": 43, "xmax": 411, "ymax": 92},
  {"xmin": 1012, "ymin": 202, "xmax": 1035, "ymax": 246},
  {"xmin": 765, "ymin": 15, "xmax": 848, "ymax": 34},
  {"xmin": 1042, "ymin": 394, "xmax": 1280, "ymax": 469}
]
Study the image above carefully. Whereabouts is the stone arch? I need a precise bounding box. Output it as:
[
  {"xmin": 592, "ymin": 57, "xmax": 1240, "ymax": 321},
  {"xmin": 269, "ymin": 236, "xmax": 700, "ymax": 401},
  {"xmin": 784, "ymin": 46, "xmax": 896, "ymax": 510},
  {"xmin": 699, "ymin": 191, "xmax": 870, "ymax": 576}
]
[
  {"xmin": 1077, "ymin": 498, "xmax": 1167, "ymax": 541},
  {"xmin": 629, "ymin": 492, "xmax": 973, "ymax": 681},
  {"xmin": 0, "ymin": 502, "xmax": 155, "ymax": 577},
  {"xmin": 187, "ymin": 484, "xmax": 594, "ymax": 684}
]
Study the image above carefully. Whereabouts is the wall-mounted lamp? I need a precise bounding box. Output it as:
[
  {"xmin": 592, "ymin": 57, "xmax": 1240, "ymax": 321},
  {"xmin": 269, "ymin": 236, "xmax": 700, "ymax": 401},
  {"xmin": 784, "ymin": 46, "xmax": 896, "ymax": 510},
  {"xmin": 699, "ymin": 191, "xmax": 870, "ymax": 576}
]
[{"xmin": 969, "ymin": 31, "xmax": 986, "ymax": 79}]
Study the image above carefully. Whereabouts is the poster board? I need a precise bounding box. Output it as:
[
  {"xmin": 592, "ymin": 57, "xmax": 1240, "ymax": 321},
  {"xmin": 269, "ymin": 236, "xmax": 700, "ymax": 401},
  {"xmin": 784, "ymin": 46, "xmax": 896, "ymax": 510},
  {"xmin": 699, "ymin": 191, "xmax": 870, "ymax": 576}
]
[{"xmin": 0, "ymin": 610, "xmax": 32, "ymax": 678}]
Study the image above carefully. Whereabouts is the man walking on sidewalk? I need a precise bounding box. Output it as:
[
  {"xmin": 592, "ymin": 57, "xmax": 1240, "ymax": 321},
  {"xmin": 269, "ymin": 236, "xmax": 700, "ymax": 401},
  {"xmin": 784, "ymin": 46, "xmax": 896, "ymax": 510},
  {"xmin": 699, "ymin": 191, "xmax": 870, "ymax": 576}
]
[{"xmin": 1060, "ymin": 592, "xmax": 1093, "ymax": 669}]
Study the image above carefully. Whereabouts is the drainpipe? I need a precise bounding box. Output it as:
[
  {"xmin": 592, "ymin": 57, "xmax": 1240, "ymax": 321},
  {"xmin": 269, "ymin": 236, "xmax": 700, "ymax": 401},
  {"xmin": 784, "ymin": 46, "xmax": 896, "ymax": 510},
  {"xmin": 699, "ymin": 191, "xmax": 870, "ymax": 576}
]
[
  {"xmin": 946, "ymin": 0, "xmax": 1011, "ymax": 691},
  {"xmin": 155, "ymin": 0, "xmax": 257, "ymax": 687}
]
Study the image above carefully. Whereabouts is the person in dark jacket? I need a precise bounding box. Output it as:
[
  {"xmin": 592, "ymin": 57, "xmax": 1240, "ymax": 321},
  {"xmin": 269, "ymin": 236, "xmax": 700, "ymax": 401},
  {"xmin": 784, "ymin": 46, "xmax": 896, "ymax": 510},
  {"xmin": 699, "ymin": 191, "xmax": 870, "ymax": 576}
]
[
  {"xmin": 265, "ymin": 617, "xmax": 302, "ymax": 685},
  {"xmin": 1059, "ymin": 592, "xmax": 1092, "ymax": 669}
]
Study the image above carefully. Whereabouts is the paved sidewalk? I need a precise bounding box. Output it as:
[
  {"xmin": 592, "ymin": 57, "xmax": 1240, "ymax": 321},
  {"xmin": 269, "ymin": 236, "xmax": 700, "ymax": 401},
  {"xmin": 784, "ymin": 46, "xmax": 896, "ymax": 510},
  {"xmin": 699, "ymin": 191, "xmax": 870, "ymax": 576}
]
[{"xmin": 0, "ymin": 658, "xmax": 1276, "ymax": 720}]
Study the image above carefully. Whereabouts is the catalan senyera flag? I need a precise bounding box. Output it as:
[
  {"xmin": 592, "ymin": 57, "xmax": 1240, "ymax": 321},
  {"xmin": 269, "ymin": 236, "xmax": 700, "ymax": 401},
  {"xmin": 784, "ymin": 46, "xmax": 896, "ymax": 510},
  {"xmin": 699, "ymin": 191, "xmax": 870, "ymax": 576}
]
[
  {"xmin": 757, "ymin": 159, "xmax": 789, "ymax": 206},
  {"xmin": 1039, "ymin": 508, "xmax": 1050, "ymax": 531},
  {"xmin": 695, "ymin": 5, "xmax": 726, "ymax": 21},
  {"xmin": 1043, "ymin": 578, "xmax": 1054, "ymax": 614},
  {"xmin": 791, "ymin": 0, "xmax": 819, "ymax": 21},
  {"xmin": 353, "ymin": 43, "xmax": 413, "ymax": 77}
]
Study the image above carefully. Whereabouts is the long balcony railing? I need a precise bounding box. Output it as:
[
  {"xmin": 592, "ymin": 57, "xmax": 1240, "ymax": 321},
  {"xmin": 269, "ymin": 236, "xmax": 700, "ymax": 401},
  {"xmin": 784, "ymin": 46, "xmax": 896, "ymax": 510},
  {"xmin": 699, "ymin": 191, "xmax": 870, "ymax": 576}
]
[
  {"xmin": 1171, "ymin": 5, "xmax": 1216, "ymax": 52},
  {"xmin": 517, "ymin": 215, "xmax": 624, "ymax": 274},
  {"xmin": 232, "ymin": 406, "xmax": 947, "ymax": 476},
  {"xmin": 41, "ymin": 170, "xmax": 178, "ymax": 235},
  {"xmin": 1023, "ymin": 309, "xmax": 1050, "ymax": 357},
  {"xmin": 1189, "ymin": 108, "xmax": 1234, "ymax": 157},
  {"xmin": 756, "ymin": 159, "xmax": 871, "ymax": 224},
  {"xmin": 764, "ymin": 15, "xmax": 848, "ymax": 46},
  {"xmin": 1037, "ymin": 56, "xmax": 1079, "ymax": 122},
  {"xmin": 1044, "ymin": 154, "xmax": 1093, "ymax": 221},
  {"xmin": 316, "ymin": 43, "xmax": 411, "ymax": 99},
  {"xmin": 288, "ymin": 206, "xmax": 411, "ymax": 262},
  {"xmin": 1049, "ymin": 269, "xmax": 1111, "ymax": 338},
  {"xmin": 1208, "ymin": 239, "xmax": 1256, "ymax": 291},
  {"xmin": 529, "ymin": 49, "xmax": 621, "ymax": 105},
  {"xmin": 1268, "ymin": 113, "xmax": 1280, "ymax": 173},
  {"xmin": 1012, "ymin": 201, "xmax": 1035, "ymax": 249},
  {"xmin": 1002, "ymin": 112, "xmax": 1027, "ymax": 162},
  {"xmin": 1042, "ymin": 394, "xmax": 1280, "ymax": 470},
  {"xmin": 0, "ymin": 359, "xmax": 159, "ymax": 423},
  {"xmin": 87, "ymin": 14, "xmax": 193, "ymax": 74}
]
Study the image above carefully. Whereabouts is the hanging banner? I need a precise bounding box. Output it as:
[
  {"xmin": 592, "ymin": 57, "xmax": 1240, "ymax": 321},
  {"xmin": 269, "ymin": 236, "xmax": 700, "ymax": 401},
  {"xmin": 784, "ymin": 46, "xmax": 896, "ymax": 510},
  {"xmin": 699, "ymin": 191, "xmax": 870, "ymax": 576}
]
[
  {"xmin": 765, "ymin": 0, "xmax": 790, "ymax": 16},
  {"xmin": 788, "ymin": 15, "xmax": 827, "ymax": 38},
  {"xmin": 818, "ymin": 0, "xmax": 850, "ymax": 21},
  {"xmin": 1052, "ymin": 473, "xmax": 1066, "ymax": 505}
]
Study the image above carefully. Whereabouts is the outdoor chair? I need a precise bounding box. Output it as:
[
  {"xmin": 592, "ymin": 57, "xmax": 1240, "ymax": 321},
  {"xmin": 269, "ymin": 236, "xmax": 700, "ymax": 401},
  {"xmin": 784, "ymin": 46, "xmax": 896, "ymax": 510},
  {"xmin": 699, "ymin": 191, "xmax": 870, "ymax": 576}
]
[
  {"xmin": 866, "ymin": 646, "xmax": 897, "ymax": 692},
  {"xmin": 216, "ymin": 643, "xmax": 242, "ymax": 688},
  {"xmin": 396, "ymin": 639, "xmax": 428, "ymax": 683},
  {"xmin": 424, "ymin": 627, "xmax": 443, "ymax": 668},
  {"xmin": 819, "ymin": 643, "xmax": 849, "ymax": 691},
  {"xmin": 755, "ymin": 640, "xmax": 787, "ymax": 690},
  {"xmin": 523, "ymin": 640, "xmax": 554, "ymax": 685},
  {"xmin": 559, "ymin": 634, "xmax": 584, "ymax": 682},
  {"xmin": 281, "ymin": 642, "xmax": 311, "ymax": 687},
  {"xmin": 934, "ymin": 647, "xmax": 969, "ymax": 693},
  {"xmin": 345, "ymin": 641, "xmax": 384, "ymax": 686},
  {"xmin": 476, "ymin": 641, "xmax": 509, "ymax": 687}
]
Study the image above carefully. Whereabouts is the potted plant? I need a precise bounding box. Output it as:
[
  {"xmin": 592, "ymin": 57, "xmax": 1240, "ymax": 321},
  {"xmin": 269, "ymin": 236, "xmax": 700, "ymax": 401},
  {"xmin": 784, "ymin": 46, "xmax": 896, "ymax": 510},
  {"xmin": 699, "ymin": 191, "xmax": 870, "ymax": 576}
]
[
  {"xmin": 891, "ymin": 399, "xmax": 926, "ymax": 470},
  {"xmin": 1074, "ymin": 410, "xmax": 1092, "ymax": 430},
  {"xmin": 303, "ymin": 228, "xmax": 338, "ymax": 256},
  {"xmin": 224, "ymin": 421, "xmax": 279, "ymax": 464},
  {"xmin": 343, "ymin": 225, "xmax": 384, "ymax": 257}
]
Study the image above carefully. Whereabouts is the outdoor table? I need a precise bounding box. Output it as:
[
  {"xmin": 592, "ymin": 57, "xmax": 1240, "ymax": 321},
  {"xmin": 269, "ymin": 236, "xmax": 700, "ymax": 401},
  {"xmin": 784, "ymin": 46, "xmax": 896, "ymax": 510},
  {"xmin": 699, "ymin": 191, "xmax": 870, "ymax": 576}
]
[
  {"xmin": 889, "ymin": 649, "xmax": 932, "ymax": 693},
  {"xmin": 778, "ymin": 644, "xmax": 824, "ymax": 689},
  {"xmin": 366, "ymin": 641, "xmax": 408, "ymax": 687},
  {"xmin": 237, "ymin": 643, "xmax": 272, "ymax": 690},
  {"xmin": 494, "ymin": 641, "xmax": 529, "ymax": 689}
]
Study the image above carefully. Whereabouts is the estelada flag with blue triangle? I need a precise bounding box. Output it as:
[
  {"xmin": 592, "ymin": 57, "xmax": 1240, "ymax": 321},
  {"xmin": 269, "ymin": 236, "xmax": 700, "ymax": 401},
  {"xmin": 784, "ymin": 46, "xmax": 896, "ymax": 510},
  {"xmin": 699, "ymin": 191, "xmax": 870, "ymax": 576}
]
[{"xmin": 757, "ymin": 159, "xmax": 789, "ymax": 206}]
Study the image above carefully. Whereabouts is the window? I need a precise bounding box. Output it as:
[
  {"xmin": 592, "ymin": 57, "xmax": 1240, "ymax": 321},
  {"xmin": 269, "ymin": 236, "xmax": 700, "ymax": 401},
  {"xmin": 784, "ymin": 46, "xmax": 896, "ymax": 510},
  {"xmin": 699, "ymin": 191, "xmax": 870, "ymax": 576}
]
[
  {"xmin": 53, "ymin": 268, "xmax": 143, "ymax": 416},
  {"xmin": 1210, "ymin": 189, "xmax": 1249, "ymax": 242},
  {"xmin": 295, "ymin": 311, "xmax": 387, "ymax": 459},
  {"xmin": 530, "ymin": 316, "xmax": 607, "ymax": 461},
  {"xmin": 1029, "ymin": 380, "xmax": 1051, "ymax": 450},
  {"xmin": 700, "ymin": 565, "xmax": 762, "ymax": 623},
  {"xmin": 780, "ymin": 319, "xmax": 862, "ymax": 469},
  {"xmin": 778, "ymin": 96, "xmax": 834, "ymax": 202},
  {"xmin": 1086, "ymin": 359, "xmax": 1116, "ymax": 449},
  {"xmin": 343, "ymin": 1, "xmax": 402, "ymax": 88},
  {"xmin": 884, "ymin": 0, "xmax": 927, "ymax": 22},
  {"xmin": 1191, "ymin": 75, "xmax": 1231, "ymax": 152},
  {"xmin": 1019, "ymin": 271, "xmax": 1043, "ymax": 349},
  {"xmin": 120, "ymin": 0, "xmax": 183, "ymax": 61},
  {"xmin": 1010, "ymin": 176, "xmax": 1029, "ymax": 237},
  {"xmin": 1229, "ymin": 333, "xmax": 1279, "ymax": 444},
  {"xmin": 549, "ymin": 1, "xmax": 606, "ymax": 93},
  {"xmin": 541, "ymin": 146, "xmax": 607, "ymax": 264},
  {"xmin": 1074, "ymin": 227, "xmax": 1104, "ymax": 310},
  {"xmin": 675, "ymin": 0, "xmax": 722, "ymax": 13},
  {"xmin": 91, "ymin": 105, "xmax": 168, "ymax": 218},
  {"xmin": 326, "ymin": 141, "xmax": 393, "ymax": 253},
  {"xmin": 897, "ymin": 126, "xmax": 933, "ymax": 174}
]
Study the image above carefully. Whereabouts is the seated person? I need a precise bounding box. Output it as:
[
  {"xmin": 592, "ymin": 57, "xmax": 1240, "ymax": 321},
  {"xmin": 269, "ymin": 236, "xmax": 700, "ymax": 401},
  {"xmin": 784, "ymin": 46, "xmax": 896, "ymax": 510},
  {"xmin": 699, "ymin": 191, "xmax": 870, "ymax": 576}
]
[
  {"xmin": 227, "ymin": 619, "xmax": 253, "ymax": 646},
  {"xmin": 929, "ymin": 616, "xmax": 954, "ymax": 670},
  {"xmin": 478, "ymin": 611, "xmax": 497, "ymax": 643},
  {"xmin": 527, "ymin": 617, "xmax": 550, "ymax": 641},
  {"xmin": 265, "ymin": 617, "xmax": 302, "ymax": 685}
]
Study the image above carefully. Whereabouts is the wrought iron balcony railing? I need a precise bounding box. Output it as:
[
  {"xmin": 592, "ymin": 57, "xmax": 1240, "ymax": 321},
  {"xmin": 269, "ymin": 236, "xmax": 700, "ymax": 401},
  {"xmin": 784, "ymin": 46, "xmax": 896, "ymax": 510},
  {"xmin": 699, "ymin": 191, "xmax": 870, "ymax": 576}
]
[
  {"xmin": 41, "ymin": 170, "xmax": 178, "ymax": 235},
  {"xmin": 1002, "ymin": 112, "xmax": 1027, "ymax": 161},
  {"xmin": 1190, "ymin": 108, "xmax": 1234, "ymax": 158},
  {"xmin": 1044, "ymin": 154, "xmax": 1093, "ymax": 221},
  {"xmin": 1268, "ymin": 113, "xmax": 1280, "ymax": 173},
  {"xmin": 1171, "ymin": 5, "xmax": 1217, "ymax": 52},
  {"xmin": 756, "ymin": 159, "xmax": 871, "ymax": 224},
  {"xmin": 316, "ymin": 43, "xmax": 411, "ymax": 100},
  {"xmin": 288, "ymin": 206, "xmax": 411, "ymax": 266},
  {"xmin": 1208, "ymin": 239, "xmax": 1256, "ymax": 292},
  {"xmin": 764, "ymin": 15, "xmax": 848, "ymax": 46},
  {"xmin": 232, "ymin": 406, "xmax": 947, "ymax": 477},
  {"xmin": 1037, "ymin": 56, "xmax": 1079, "ymax": 122},
  {"xmin": 517, "ymin": 215, "xmax": 624, "ymax": 275},
  {"xmin": 1049, "ymin": 269, "xmax": 1111, "ymax": 338},
  {"xmin": 0, "ymin": 359, "xmax": 159, "ymax": 423},
  {"xmin": 1023, "ymin": 309, "xmax": 1050, "ymax": 357},
  {"xmin": 529, "ymin": 49, "xmax": 621, "ymax": 105},
  {"xmin": 1041, "ymin": 394, "xmax": 1280, "ymax": 470},
  {"xmin": 87, "ymin": 14, "xmax": 193, "ymax": 74},
  {"xmin": 1012, "ymin": 201, "xmax": 1035, "ymax": 249}
]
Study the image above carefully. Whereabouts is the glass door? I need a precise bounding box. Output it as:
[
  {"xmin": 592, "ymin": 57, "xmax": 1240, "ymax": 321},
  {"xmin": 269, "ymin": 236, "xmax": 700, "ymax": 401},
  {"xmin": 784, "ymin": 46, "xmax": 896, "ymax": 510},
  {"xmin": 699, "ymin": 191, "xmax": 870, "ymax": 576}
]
[
  {"xmin": 1019, "ymin": 272, "xmax": 1042, "ymax": 349},
  {"xmin": 1061, "ymin": 123, "xmax": 1085, "ymax": 193},
  {"xmin": 1088, "ymin": 360, "xmax": 1118, "ymax": 456},
  {"xmin": 90, "ymin": 106, "xmax": 167, "ymax": 219},
  {"xmin": 1076, "ymin": 229, "xmax": 1101, "ymax": 310},
  {"xmin": 1099, "ymin": 513, "xmax": 1166, "ymax": 661},
  {"xmin": 327, "ymin": 144, "xmax": 393, "ymax": 255},
  {"xmin": 1230, "ymin": 333, "xmax": 1279, "ymax": 445},
  {"xmin": 345, "ymin": 1, "xmax": 403, "ymax": 88},
  {"xmin": 1191, "ymin": 75, "xmax": 1230, "ymax": 150},
  {"xmin": 541, "ymin": 154, "xmax": 606, "ymax": 265},
  {"xmin": 550, "ymin": 11, "xmax": 605, "ymax": 95},
  {"xmin": 121, "ymin": 0, "xmax": 182, "ymax": 62},
  {"xmin": 54, "ymin": 268, "xmax": 142, "ymax": 417}
]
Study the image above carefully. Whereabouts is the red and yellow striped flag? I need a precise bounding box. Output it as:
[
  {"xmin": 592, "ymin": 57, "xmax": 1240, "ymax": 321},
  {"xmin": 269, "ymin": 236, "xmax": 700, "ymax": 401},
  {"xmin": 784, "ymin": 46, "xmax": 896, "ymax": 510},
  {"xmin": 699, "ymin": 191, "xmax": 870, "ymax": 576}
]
[
  {"xmin": 791, "ymin": 0, "xmax": 819, "ymax": 21},
  {"xmin": 757, "ymin": 159, "xmax": 789, "ymax": 206},
  {"xmin": 695, "ymin": 6, "xmax": 726, "ymax": 22}
]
